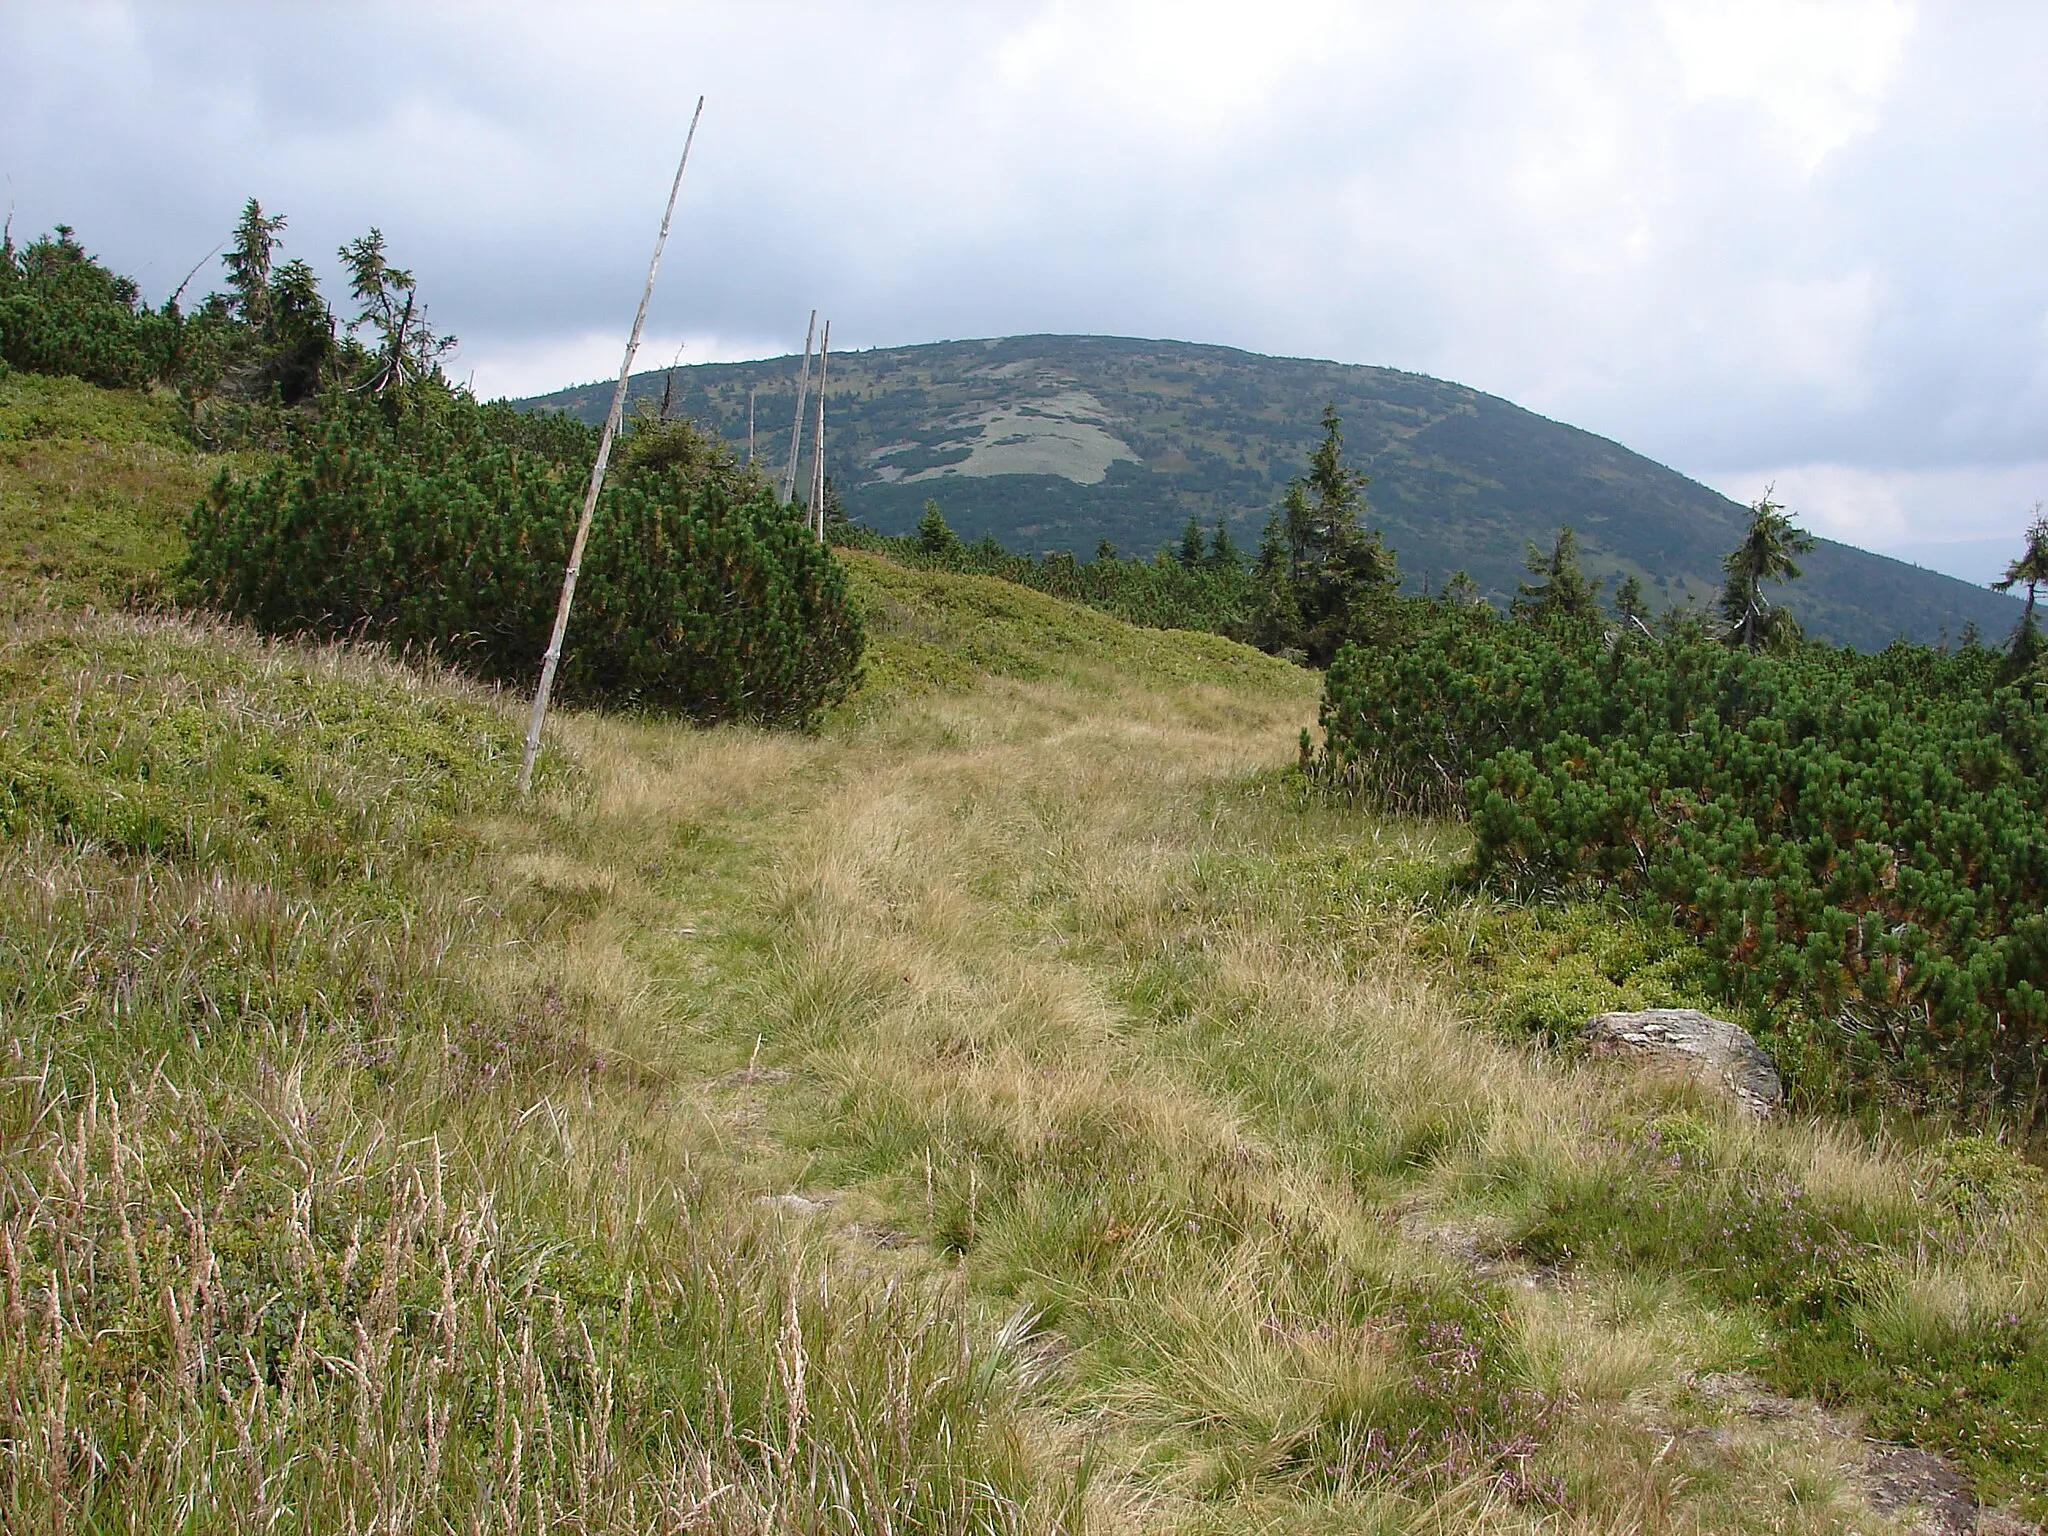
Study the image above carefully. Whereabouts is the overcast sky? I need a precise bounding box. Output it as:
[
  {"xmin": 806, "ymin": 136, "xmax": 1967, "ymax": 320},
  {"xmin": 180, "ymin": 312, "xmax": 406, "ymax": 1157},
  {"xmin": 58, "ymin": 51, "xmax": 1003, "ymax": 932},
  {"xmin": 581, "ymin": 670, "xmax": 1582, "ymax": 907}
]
[{"xmin": 5, "ymin": 1, "xmax": 2045, "ymax": 562}]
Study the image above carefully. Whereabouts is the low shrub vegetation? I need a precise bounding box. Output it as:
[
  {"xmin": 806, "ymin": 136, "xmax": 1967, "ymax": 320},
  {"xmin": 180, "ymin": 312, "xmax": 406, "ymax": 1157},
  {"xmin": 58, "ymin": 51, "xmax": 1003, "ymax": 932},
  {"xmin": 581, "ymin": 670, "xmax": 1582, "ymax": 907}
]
[
  {"xmin": 6, "ymin": 213, "xmax": 868, "ymax": 725},
  {"xmin": 842, "ymin": 512, "xmax": 1260, "ymax": 642},
  {"xmin": 0, "ymin": 371, "xmax": 216, "ymax": 613},
  {"xmin": 0, "ymin": 225, "xmax": 184, "ymax": 391},
  {"xmin": 185, "ymin": 397, "xmax": 864, "ymax": 724},
  {"xmin": 1319, "ymin": 596, "xmax": 2048, "ymax": 1116},
  {"xmin": 1415, "ymin": 894, "xmax": 1725, "ymax": 1044}
]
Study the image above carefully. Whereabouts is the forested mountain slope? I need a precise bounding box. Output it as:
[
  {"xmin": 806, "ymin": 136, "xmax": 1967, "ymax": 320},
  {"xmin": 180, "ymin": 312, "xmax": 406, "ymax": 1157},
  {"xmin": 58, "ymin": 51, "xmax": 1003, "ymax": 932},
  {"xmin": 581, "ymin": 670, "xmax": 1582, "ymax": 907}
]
[{"xmin": 520, "ymin": 334, "xmax": 2022, "ymax": 652}]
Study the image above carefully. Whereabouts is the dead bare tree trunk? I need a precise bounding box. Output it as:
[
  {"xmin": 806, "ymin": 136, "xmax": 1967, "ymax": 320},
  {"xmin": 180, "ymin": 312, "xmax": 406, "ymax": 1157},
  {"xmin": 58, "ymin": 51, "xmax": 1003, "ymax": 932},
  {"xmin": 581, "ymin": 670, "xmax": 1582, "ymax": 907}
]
[
  {"xmin": 808, "ymin": 320, "xmax": 830, "ymax": 540},
  {"xmin": 780, "ymin": 311, "xmax": 816, "ymax": 504},
  {"xmin": 658, "ymin": 342, "xmax": 683, "ymax": 422},
  {"xmin": 517, "ymin": 97, "xmax": 704, "ymax": 797},
  {"xmin": 746, "ymin": 387, "xmax": 756, "ymax": 466}
]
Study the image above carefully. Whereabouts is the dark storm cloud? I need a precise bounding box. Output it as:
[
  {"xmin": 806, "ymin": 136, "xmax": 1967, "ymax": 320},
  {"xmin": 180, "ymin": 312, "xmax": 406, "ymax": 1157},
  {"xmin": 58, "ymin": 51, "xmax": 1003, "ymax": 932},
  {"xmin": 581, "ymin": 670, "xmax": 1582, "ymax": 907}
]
[{"xmin": 5, "ymin": 1, "xmax": 2045, "ymax": 551}]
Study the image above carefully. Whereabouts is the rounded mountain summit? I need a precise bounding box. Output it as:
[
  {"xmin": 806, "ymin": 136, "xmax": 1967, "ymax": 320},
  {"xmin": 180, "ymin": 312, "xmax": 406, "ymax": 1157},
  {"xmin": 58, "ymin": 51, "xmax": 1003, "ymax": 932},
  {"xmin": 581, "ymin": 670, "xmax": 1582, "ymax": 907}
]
[{"xmin": 519, "ymin": 335, "xmax": 2021, "ymax": 651}]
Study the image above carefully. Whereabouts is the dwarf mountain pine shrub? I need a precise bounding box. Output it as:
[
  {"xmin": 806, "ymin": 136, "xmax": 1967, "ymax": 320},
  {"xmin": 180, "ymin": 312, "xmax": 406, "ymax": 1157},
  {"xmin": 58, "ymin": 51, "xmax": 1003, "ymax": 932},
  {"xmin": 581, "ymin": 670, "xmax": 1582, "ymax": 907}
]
[
  {"xmin": 1319, "ymin": 604, "xmax": 2048, "ymax": 1109},
  {"xmin": 183, "ymin": 393, "xmax": 863, "ymax": 725},
  {"xmin": 0, "ymin": 226, "xmax": 180, "ymax": 390}
]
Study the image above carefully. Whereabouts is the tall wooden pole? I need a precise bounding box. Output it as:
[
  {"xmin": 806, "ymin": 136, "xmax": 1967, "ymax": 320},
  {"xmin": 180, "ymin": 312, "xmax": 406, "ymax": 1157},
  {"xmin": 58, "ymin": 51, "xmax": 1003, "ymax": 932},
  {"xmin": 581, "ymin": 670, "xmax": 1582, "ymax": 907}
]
[
  {"xmin": 780, "ymin": 311, "xmax": 816, "ymax": 504},
  {"xmin": 746, "ymin": 387, "xmax": 755, "ymax": 466},
  {"xmin": 518, "ymin": 97, "xmax": 704, "ymax": 797},
  {"xmin": 809, "ymin": 320, "xmax": 830, "ymax": 540}
]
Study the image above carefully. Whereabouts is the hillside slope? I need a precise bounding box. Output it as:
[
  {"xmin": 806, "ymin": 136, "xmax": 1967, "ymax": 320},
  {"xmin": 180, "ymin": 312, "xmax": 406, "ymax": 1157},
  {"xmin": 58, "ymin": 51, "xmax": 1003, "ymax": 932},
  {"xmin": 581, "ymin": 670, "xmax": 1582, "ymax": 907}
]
[
  {"xmin": 522, "ymin": 335, "xmax": 2022, "ymax": 651},
  {"xmin": 0, "ymin": 370, "xmax": 214, "ymax": 611},
  {"xmin": 5, "ymin": 375, "xmax": 2044, "ymax": 1533}
]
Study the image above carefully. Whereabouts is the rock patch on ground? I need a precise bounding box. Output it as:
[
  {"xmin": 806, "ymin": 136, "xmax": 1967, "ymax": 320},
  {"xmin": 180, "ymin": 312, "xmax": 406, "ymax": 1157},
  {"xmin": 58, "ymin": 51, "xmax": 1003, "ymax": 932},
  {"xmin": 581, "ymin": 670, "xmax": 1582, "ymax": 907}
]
[
  {"xmin": 1584, "ymin": 1007, "xmax": 1784, "ymax": 1117},
  {"xmin": 1687, "ymin": 1372, "xmax": 2041, "ymax": 1536}
]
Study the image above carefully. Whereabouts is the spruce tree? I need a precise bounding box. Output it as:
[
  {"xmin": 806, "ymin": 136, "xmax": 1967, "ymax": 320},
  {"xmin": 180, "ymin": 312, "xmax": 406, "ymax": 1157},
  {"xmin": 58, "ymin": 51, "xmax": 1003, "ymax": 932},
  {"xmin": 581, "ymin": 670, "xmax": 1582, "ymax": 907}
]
[
  {"xmin": 339, "ymin": 228, "xmax": 455, "ymax": 395},
  {"xmin": 916, "ymin": 499, "xmax": 959, "ymax": 558},
  {"xmin": 1612, "ymin": 573, "xmax": 1651, "ymax": 632},
  {"xmin": 1285, "ymin": 405, "xmax": 1397, "ymax": 664},
  {"xmin": 1249, "ymin": 511, "xmax": 1301, "ymax": 656},
  {"xmin": 1207, "ymin": 518, "xmax": 1241, "ymax": 569},
  {"xmin": 1718, "ymin": 494, "xmax": 1813, "ymax": 651},
  {"xmin": 1439, "ymin": 569, "xmax": 1482, "ymax": 607},
  {"xmin": 1513, "ymin": 525, "xmax": 1602, "ymax": 627},
  {"xmin": 211, "ymin": 200, "xmax": 338, "ymax": 405},
  {"xmin": 1177, "ymin": 515, "xmax": 1207, "ymax": 566},
  {"xmin": 1992, "ymin": 507, "xmax": 2048, "ymax": 680},
  {"xmin": 820, "ymin": 474, "xmax": 851, "ymax": 538},
  {"xmin": 222, "ymin": 200, "xmax": 286, "ymax": 333},
  {"xmin": 262, "ymin": 258, "xmax": 337, "ymax": 405}
]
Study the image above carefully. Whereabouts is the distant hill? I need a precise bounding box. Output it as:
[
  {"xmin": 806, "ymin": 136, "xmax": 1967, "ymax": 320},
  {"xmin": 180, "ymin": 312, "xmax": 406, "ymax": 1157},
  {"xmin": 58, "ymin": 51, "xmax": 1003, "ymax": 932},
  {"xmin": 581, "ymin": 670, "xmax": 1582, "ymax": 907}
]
[
  {"xmin": 1878, "ymin": 537, "xmax": 2022, "ymax": 591},
  {"xmin": 517, "ymin": 334, "xmax": 2023, "ymax": 651}
]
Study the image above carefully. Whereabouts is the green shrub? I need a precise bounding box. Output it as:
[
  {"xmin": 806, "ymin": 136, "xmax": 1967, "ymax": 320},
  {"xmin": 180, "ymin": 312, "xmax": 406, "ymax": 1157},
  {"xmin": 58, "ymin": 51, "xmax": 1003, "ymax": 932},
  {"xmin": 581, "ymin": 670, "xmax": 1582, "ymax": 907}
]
[
  {"xmin": 840, "ymin": 517, "xmax": 1263, "ymax": 640},
  {"xmin": 0, "ymin": 226, "xmax": 180, "ymax": 390},
  {"xmin": 1320, "ymin": 605, "xmax": 2048, "ymax": 1111},
  {"xmin": 1920, "ymin": 1132, "xmax": 2048, "ymax": 1222},
  {"xmin": 1424, "ymin": 898, "xmax": 1721, "ymax": 1043},
  {"xmin": 182, "ymin": 393, "xmax": 863, "ymax": 725}
]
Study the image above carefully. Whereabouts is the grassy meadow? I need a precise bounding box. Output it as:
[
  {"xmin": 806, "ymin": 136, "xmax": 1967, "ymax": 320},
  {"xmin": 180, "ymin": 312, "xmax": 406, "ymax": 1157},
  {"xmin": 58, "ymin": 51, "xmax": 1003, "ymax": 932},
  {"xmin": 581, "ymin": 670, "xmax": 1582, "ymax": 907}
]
[{"xmin": 2, "ymin": 371, "xmax": 2044, "ymax": 1534}]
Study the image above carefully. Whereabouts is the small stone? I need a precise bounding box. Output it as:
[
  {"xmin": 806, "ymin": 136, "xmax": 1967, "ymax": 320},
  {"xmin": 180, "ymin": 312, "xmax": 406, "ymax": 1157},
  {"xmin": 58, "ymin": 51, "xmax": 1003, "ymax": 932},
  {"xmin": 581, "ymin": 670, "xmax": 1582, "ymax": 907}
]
[
  {"xmin": 1583, "ymin": 1008, "xmax": 1783, "ymax": 1118},
  {"xmin": 758, "ymin": 1193, "xmax": 830, "ymax": 1216},
  {"xmin": 1859, "ymin": 1445, "xmax": 1979, "ymax": 1536}
]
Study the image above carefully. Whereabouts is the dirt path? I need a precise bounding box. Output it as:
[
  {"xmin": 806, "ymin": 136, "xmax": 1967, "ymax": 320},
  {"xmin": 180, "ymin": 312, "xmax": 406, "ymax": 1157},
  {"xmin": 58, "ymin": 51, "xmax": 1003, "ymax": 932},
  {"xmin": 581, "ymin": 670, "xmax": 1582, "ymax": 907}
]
[{"xmin": 535, "ymin": 635, "xmax": 2030, "ymax": 1536}]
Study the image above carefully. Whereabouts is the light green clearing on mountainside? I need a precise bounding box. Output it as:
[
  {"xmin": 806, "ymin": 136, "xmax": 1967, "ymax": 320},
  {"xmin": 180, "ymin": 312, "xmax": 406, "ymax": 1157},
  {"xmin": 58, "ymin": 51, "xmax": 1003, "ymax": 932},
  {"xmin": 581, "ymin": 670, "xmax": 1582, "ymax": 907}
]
[{"xmin": 872, "ymin": 387, "xmax": 1140, "ymax": 485}]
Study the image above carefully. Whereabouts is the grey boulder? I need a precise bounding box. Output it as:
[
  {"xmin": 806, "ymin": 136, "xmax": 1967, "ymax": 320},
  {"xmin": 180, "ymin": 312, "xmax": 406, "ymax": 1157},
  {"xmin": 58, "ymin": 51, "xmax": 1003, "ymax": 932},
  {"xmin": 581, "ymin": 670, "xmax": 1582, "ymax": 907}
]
[{"xmin": 1584, "ymin": 1008, "xmax": 1784, "ymax": 1118}]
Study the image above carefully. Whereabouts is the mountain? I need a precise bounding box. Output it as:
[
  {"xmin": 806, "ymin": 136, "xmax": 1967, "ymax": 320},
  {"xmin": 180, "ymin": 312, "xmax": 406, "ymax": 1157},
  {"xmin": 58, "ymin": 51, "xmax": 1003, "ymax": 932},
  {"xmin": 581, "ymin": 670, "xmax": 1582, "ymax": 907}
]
[
  {"xmin": 1877, "ymin": 537, "xmax": 2024, "ymax": 591},
  {"xmin": 516, "ymin": 334, "xmax": 2023, "ymax": 651}
]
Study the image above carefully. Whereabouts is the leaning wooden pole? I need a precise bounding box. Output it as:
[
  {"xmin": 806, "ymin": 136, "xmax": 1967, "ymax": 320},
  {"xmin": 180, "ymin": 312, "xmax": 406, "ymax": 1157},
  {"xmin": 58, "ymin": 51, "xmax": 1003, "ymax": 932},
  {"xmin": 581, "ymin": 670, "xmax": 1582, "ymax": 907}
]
[
  {"xmin": 809, "ymin": 320, "xmax": 831, "ymax": 540},
  {"xmin": 518, "ymin": 97, "xmax": 704, "ymax": 797},
  {"xmin": 781, "ymin": 311, "xmax": 817, "ymax": 503}
]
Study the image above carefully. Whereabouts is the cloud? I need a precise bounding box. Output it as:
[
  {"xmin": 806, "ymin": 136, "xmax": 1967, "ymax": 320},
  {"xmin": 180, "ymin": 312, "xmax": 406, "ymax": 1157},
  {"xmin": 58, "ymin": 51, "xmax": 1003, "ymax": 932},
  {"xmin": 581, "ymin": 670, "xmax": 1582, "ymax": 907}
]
[
  {"xmin": 1702, "ymin": 461, "xmax": 2048, "ymax": 549},
  {"xmin": 1661, "ymin": 0, "xmax": 1911, "ymax": 173},
  {"xmin": 458, "ymin": 330, "xmax": 789, "ymax": 403},
  {"xmin": 5, "ymin": 1, "xmax": 2046, "ymax": 550}
]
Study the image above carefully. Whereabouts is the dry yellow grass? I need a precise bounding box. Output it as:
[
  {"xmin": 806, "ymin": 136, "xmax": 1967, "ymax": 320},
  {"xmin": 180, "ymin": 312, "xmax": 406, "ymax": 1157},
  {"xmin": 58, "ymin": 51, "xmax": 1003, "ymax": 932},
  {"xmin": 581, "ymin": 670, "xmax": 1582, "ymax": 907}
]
[
  {"xmin": 436, "ymin": 560, "xmax": 2033, "ymax": 1534},
  {"xmin": 5, "ymin": 410, "xmax": 2040, "ymax": 1529}
]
